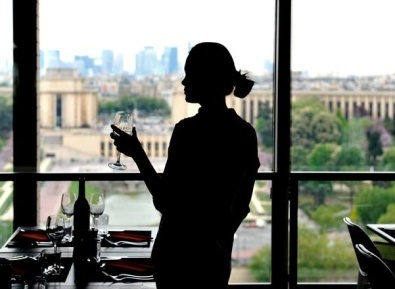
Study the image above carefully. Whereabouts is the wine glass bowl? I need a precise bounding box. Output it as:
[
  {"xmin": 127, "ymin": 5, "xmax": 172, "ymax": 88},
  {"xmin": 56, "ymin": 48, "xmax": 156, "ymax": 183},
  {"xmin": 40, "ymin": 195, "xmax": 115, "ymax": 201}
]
[
  {"xmin": 61, "ymin": 192, "xmax": 76, "ymax": 241},
  {"xmin": 108, "ymin": 111, "xmax": 133, "ymax": 170},
  {"xmin": 89, "ymin": 193, "xmax": 105, "ymax": 230},
  {"xmin": 46, "ymin": 215, "xmax": 66, "ymax": 254}
]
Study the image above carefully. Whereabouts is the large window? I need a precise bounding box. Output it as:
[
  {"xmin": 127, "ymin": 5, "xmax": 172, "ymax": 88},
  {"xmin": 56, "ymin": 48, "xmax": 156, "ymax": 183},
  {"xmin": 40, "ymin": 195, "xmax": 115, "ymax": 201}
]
[
  {"xmin": 291, "ymin": 0, "xmax": 395, "ymax": 286},
  {"xmin": 10, "ymin": 0, "xmax": 395, "ymax": 288},
  {"xmin": 37, "ymin": 0, "xmax": 276, "ymax": 285}
]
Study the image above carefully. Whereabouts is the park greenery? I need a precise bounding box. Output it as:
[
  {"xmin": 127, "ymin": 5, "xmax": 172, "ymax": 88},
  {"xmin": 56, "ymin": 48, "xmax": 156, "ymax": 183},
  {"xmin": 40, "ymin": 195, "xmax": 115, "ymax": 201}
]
[
  {"xmin": 250, "ymin": 95, "xmax": 395, "ymax": 282},
  {"xmin": 99, "ymin": 94, "xmax": 171, "ymax": 118},
  {"xmin": 0, "ymin": 96, "xmax": 12, "ymax": 150},
  {"xmin": 249, "ymin": 225, "xmax": 357, "ymax": 282}
]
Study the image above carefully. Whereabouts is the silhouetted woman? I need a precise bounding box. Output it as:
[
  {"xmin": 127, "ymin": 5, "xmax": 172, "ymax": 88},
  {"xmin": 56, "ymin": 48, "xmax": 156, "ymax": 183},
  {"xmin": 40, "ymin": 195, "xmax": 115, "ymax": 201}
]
[{"xmin": 110, "ymin": 42, "xmax": 260, "ymax": 289}]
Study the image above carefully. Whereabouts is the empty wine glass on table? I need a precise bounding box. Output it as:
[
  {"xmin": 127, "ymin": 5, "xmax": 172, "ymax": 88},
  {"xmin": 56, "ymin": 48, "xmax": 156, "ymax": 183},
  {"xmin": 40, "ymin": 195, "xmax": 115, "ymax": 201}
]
[
  {"xmin": 46, "ymin": 215, "xmax": 65, "ymax": 254},
  {"xmin": 61, "ymin": 192, "xmax": 76, "ymax": 242},
  {"xmin": 89, "ymin": 193, "xmax": 105, "ymax": 231},
  {"xmin": 108, "ymin": 111, "xmax": 133, "ymax": 170}
]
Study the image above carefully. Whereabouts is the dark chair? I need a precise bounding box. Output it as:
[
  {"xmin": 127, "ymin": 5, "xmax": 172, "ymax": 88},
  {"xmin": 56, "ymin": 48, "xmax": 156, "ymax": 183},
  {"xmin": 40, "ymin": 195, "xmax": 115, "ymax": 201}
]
[
  {"xmin": 343, "ymin": 217, "xmax": 388, "ymax": 288},
  {"xmin": 355, "ymin": 244, "xmax": 395, "ymax": 289}
]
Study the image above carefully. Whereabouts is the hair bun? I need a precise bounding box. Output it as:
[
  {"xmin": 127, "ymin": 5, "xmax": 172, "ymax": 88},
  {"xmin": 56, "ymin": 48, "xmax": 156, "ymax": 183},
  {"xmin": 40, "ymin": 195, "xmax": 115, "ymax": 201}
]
[{"xmin": 233, "ymin": 72, "xmax": 255, "ymax": 98}]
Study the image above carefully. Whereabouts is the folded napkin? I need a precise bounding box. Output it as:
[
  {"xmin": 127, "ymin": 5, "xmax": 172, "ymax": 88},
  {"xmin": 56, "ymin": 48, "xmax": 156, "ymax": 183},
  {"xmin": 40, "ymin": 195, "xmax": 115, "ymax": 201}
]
[
  {"xmin": 8, "ymin": 256, "xmax": 72, "ymax": 283},
  {"xmin": 13, "ymin": 229, "xmax": 49, "ymax": 243},
  {"xmin": 9, "ymin": 257, "xmax": 42, "ymax": 283},
  {"xmin": 103, "ymin": 258, "xmax": 154, "ymax": 275},
  {"xmin": 6, "ymin": 229, "xmax": 51, "ymax": 247},
  {"xmin": 109, "ymin": 230, "xmax": 152, "ymax": 242}
]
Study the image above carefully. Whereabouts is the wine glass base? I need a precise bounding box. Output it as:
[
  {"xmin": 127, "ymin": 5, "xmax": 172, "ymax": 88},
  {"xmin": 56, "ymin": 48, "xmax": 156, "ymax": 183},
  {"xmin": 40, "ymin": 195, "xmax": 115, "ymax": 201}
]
[{"xmin": 108, "ymin": 162, "xmax": 127, "ymax": 170}]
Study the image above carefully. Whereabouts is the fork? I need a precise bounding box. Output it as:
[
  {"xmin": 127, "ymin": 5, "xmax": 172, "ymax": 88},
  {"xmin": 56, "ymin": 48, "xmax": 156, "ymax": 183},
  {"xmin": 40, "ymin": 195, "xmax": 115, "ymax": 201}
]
[
  {"xmin": 101, "ymin": 270, "xmax": 154, "ymax": 282},
  {"xmin": 102, "ymin": 238, "xmax": 149, "ymax": 247}
]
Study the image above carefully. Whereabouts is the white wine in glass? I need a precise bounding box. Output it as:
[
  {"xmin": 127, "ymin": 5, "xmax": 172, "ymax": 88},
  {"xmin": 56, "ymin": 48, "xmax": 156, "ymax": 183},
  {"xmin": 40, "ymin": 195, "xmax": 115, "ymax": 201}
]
[{"xmin": 108, "ymin": 111, "xmax": 133, "ymax": 170}]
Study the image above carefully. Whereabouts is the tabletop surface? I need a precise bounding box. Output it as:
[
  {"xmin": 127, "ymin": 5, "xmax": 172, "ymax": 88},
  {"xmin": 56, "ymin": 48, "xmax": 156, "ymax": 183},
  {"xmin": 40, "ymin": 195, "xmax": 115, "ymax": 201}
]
[
  {"xmin": 366, "ymin": 224, "xmax": 395, "ymax": 243},
  {"xmin": 0, "ymin": 226, "xmax": 158, "ymax": 288}
]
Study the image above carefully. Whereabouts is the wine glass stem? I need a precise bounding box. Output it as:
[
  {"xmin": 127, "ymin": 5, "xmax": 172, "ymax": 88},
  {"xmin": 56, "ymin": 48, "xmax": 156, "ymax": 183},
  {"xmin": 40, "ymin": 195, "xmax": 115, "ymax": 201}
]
[
  {"xmin": 54, "ymin": 243, "xmax": 57, "ymax": 254},
  {"xmin": 94, "ymin": 216, "xmax": 99, "ymax": 229},
  {"xmin": 66, "ymin": 217, "xmax": 71, "ymax": 240},
  {"xmin": 116, "ymin": 151, "xmax": 121, "ymax": 164}
]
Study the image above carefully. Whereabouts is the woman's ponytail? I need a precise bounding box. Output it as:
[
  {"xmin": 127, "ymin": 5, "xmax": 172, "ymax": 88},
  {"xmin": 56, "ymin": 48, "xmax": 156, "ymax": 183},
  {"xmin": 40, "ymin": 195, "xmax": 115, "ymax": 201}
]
[{"xmin": 233, "ymin": 70, "xmax": 255, "ymax": 98}]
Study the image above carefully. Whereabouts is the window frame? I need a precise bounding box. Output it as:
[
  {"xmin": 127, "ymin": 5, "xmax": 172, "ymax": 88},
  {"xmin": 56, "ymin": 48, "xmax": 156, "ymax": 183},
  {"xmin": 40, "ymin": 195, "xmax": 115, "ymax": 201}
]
[{"xmin": 10, "ymin": 0, "xmax": 379, "ymax": 288}]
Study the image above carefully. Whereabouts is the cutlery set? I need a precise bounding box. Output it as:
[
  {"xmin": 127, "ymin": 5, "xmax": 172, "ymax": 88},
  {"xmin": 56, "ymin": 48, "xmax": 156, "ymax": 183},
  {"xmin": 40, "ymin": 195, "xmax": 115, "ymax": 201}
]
[{"xmin": 101, "ymin": 270, "xmax": 154, "ymax": 282}]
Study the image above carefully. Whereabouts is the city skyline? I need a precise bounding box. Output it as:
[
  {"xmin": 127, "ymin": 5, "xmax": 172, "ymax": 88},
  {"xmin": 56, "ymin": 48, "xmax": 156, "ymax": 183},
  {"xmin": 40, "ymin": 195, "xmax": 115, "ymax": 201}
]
[{"xmin": 2, "ymin": 0, "xmax": 395, "ymax": 76}]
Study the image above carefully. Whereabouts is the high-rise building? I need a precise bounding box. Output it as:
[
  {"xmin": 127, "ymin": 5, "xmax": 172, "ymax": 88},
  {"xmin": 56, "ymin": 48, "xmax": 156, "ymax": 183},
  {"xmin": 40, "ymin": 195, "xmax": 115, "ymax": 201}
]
[
  {"xmin": 74, "ymin": 55, "xmax": 96, "ymax": 77},
  {"xmin": 161, "ymin": 47, "xmax": 178, "ymax": 75},
  {"xmin": 113, "ymin": 53, "xmax": 124, "ymax": 75},
  {"xmin": 46, "ymin": 50, "xmax": 61, "ymax": 69},
  {"xmin": 102, "ymin": 50, "xmax": 114, "ymax": 75},
  {"xmin": 135, "ymin": 46, "xmax": 158, "ymax": 76}
]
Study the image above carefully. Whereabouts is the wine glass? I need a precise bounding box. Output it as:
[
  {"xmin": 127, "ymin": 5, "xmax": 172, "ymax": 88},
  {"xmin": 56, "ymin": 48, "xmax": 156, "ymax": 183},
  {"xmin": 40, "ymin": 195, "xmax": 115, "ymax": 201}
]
[
  {"xmin": 61, "ymin": 192, "xmax": 76, "ymax": 241},
  {"xmin": 46, "ymin": 215, "xmax": 65, "ymax": 254},
  {"xmin": 108, "ymin": 111, "xmax": 133, "ymax": 170},
  {"xmin": 89, "ymin": 193, "xmax": 105, "ymax": 230}
]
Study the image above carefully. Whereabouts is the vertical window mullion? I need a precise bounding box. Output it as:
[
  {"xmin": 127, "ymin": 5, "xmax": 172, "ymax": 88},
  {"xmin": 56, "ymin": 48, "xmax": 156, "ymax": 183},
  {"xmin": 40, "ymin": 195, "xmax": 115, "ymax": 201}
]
[
  {"xmin": 272, "ymin": 0, "xmax": 292, "ymax": 288},
  {"xmin": 13, "ymin": 0, "xmax": 39, "ymax": 229}
]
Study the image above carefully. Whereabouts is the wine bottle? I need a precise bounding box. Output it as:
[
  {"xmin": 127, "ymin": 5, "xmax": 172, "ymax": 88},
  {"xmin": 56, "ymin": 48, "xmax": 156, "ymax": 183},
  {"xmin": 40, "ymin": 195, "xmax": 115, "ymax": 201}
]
[
  {"xmin": 73, "ymin": 177, "xmax": 90, "ymax": 237},
  {"xmin": 73, "ymin": 177, "xmax": 90, "ymax": 287}
]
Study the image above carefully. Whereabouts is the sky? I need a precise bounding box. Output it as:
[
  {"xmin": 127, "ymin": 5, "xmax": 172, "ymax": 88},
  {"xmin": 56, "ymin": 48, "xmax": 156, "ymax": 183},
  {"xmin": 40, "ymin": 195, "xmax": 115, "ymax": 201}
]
[{"xmin": 2, "ymin": 0, "xmax": 395, "ymax": 76}]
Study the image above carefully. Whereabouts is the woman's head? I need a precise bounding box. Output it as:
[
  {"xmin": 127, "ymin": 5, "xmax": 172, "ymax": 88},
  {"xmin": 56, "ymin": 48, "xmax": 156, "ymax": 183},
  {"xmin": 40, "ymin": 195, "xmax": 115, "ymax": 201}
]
[{"xmin": 182, "ymin": 42, "xmax": 254, "ymax": 104}]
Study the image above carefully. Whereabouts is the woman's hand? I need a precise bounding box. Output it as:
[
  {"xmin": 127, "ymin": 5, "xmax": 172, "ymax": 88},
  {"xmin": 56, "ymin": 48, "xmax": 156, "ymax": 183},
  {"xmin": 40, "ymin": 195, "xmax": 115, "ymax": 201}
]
[{"xmin": 110, "ymin": 125, "xmax": 143, "ymax": 160}]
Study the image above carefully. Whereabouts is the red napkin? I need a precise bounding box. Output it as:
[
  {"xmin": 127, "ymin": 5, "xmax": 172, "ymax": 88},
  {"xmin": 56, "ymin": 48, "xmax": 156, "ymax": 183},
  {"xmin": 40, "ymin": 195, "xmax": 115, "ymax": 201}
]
[
  {"xmin": 9, "ymin": 258, "xmax": 41, "ymax": 278},
  {"xmin": 12, "ymin": 229, "xmax": 49, "ymax": 243},
  {"xmin": 109, "ymin": 230, "xmax": 152, "ymax": 242},
  {"xmin": 105, "ymin": 258, "xmax": 154, "ymax": 274}
]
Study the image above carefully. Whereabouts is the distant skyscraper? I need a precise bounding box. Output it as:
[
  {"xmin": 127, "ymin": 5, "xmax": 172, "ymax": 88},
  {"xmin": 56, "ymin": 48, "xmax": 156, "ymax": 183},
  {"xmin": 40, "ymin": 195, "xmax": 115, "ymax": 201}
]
[
  {"xmin": 135, "ymin": 46, "xmax": 158, "ymax": 76},
  {"xmin": 46, "ymin": 50, "xmax": 61, "ymax": 69},
  {"xmin": 102, "ymin": 50, "xmax": 114, "ymax": 75},
  {"xmin": 113, "ymin": 53, "xmax": 124, "ymax": 75},
  {"xmin": 161, "ymin": 47, "xmax": 178, "ymax": 75},
  {"xmin": 74, "ymin": 55, "xmax": 95, "ymax": 76}
]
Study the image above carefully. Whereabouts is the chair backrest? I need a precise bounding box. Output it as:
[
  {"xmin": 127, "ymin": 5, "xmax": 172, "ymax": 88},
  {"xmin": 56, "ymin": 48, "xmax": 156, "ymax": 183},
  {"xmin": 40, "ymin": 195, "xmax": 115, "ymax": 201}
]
[
  {"xmin": 343, "ymin": 217, "xmax": 382, "ymax": 258},
  {"xmin": 355, "ymin": 244, "xmax": 395, "ymax": 289}
]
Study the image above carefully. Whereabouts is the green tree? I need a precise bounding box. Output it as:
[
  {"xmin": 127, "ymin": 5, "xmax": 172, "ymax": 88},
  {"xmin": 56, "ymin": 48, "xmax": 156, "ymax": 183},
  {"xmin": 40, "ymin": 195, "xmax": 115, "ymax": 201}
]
[
  {"xmin": 249, "ymin": 226, "xmax": 356, "ymax": 282},
  {"xmin": 355, "ymin": 185, "xmax": 395, "ymax": 224},
  {"xmin": 378, "ymin": 204, "xmax": 395, "ymax": 224},
  {"xmin": 311, "ymin": 111, "xmax": 342, "ymax": 144},
  {"xmin": 255, "ymin": 101, "xmax": 273, "ymax": 149},
  {"xmin": 292, "ymin": 96, "xmax": 344, "ymax": 150},
  {"xmin": 292, "ymin": 107, "xmax": 317, "ymax": 150},
  {"xmin": 331, "ymin": 147, "xmax": 365, "ymax": 210},
  {"xmin": 366, "ymin": 125, "xmax": 384, "ymax": 166},
  {"xmin": 291, "ymin": 146, "xmax": 309, "ymax": 171},
  {"xmin": 300, "ymin": 180, "xmax": 333, "ymax": 207},
  {"xmin": 307, "ymin": 143, "xmax": 338, "ymax": 171},
  {"xmin": 380, "ymin": 147, "xmax": 395, "ymax": 171},
  {"xmin": 342, "ymin": 117, "xmax": 372, "ymax": 148},
  {"xmin": 333, "ymin": 145, "xmax": 365, "ymax": 171},
  {"xmin": 311, "ymin": 205, "xmax": 341, "ymax": 232},
  {"xmin": 0, "ymin": 96, "xmax": 12, "ymax": 139},
  {"xmin": 99, "ymin": 95, "xmax": 170, "ymax": 117},
  {"xmin": 249, "ymin": 246, "xmax": 271, "ymax": 282}
]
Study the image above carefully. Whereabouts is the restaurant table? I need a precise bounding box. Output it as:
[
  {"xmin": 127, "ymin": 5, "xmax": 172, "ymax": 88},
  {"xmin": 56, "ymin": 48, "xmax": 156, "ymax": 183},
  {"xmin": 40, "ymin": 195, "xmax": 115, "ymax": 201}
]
[
  {"xmin": 0, "ymin": 226, "xmax": 158, "ymax": 288},
  {"xmin": 366, "ymin": 224, "xmax": 395, "ymax": 244}
]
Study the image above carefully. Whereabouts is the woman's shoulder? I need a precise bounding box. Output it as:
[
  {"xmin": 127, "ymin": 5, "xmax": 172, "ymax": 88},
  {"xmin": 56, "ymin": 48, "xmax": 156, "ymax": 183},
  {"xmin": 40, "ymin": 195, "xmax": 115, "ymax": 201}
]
[{"xmin": 228, "ymin": 109, "xmax": 257, "ymax": 133}]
